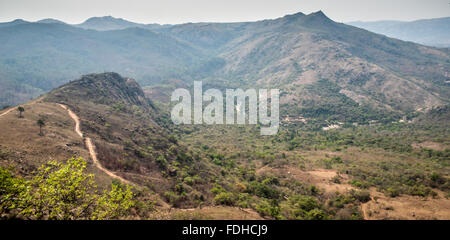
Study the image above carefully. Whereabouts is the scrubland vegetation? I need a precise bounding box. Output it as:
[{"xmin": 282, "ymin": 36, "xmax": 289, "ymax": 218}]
[{"xmin": 0, "ymin": 72, "xmax": 448, "ymax": 220}]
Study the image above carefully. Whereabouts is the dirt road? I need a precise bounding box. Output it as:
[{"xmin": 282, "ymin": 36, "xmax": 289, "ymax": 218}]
[
  {"xmin": 58, "ymin": 104, "xmax": 132, "ymax": 185},
  {"xmin": 58, "ymin": 104, "xmax": 83, "ymax": 137},
  {"xmin": 0, "ymin": 108, "xmax": 15, "ymax": 118},
  {"xmin": 0, "ymin": 96, "xmax": 44, "ymax": 118}
]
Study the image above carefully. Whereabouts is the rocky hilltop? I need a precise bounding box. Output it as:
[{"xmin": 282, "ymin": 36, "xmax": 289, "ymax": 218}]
[{"xmin": 45, "ymin": 72, "xmax": 152, "ymax": 109}]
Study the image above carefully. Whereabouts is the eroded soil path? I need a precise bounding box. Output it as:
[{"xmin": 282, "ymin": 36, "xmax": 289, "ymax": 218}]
[
  {"xmin": 58, "ymin": 104, "xmax": 132, "ymax": 185},
  {"xmin": 0, "ymin": 96, "xmax": 44, "ymax": 118},
  {"xmin": 0, "ymin": 108, "xmax": 15, "ymax": 118}
]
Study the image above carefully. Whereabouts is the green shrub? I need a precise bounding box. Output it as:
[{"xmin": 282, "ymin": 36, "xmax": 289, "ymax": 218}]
[
  {"xmin": 304, "ymin": 208, "xmax": 328, "ymax": 220},
  {"xmin": 211, "ymin": 185, "xmax": 225, "ymax": 194},
  {"xmin": 246, "ymin": 181, "xmax": 280, "ymax": 199},
  {"xmin": 430, "ymin": 173, "xmax": 444, "ymax": 184},
  {"xmin": 331, "ymin": 157, "xmax": 343, "ymax": 164},
  {"xmin": 350, "ymin": 180, "xmax": 370, "ymax": 189},
  {"xmin": 386, "ymin": 187, "xmax": 399, "ymax": 197},
  {"xmin": 261, "ymin": 176, "xmax": 280, "ymax": 186},
  {"xmin": 214, "ymin": 192, "xmax": 237, "ymax": 206},
  {"xmin": 156, "ymin": 155, "xmax": 167, "ymax": 169},
  {"xmin": 255, "ymin": 199, "xmax": 280, "ymax": 219},
  {"xmin": 184, "ymin": 176, "xmax": 194, "ymax": 185},
  {"xmin": 350, "ymin": 190, "xmax": 371, "ymax": 203},
  {"xmin": 164, "ymin": 191, "xmax": 180, "ymax": 205},
  {"xmin": 332, "ymin": 175, "xmax": 341, "ymax": 184},
  {"xmin": 293, "ymin": 196, "xmax": 320, "ymax": 212},
  {"xmin": 409, "ymin": 185, "xmax": 432, "ymax": 197}
]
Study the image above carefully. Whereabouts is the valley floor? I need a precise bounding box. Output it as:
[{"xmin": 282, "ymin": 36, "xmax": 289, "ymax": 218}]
[{"xmin": 0, "ymin": 101, "xmax": 449, "ymax": 220}]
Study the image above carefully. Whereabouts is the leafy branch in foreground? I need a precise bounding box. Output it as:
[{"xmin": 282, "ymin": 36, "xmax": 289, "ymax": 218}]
[{"xmin": 0, "ymin": 157, "xmax": 134, "ymax": 220}]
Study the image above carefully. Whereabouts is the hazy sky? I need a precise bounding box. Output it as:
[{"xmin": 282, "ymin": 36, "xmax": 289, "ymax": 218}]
[{"xmin": 0, "ymin": 0, "xmax": 449, "ymax": 24}]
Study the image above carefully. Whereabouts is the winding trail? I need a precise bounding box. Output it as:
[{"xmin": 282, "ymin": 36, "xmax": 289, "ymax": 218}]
[
  {"xmin": 361, "ymin": 196, "xmax": 375, "ymax": 220},
  {"xmin": 0, "ymin": 108, "xmax": 15, "ymax": 118},
  {"xmin": 58, "ymin": 104, "xmax": 132, "ymax": 185},
  {"xmin": 0, "ymin": 96, "xmax": 44, "ymax": 118},
  {"xmin": 0, "ymin": 101, "xmax": 132, "ymax": 185},
  {"xmin": 58, "ymin": 104, "xmax": 83, "ymax": 137}
]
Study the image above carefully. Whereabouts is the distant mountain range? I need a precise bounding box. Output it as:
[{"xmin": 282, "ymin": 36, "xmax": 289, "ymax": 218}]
[
  {"xmin": 0, "ymin": 12, "xmax": 449, "ymax": 123},
  {"xmin": 347, "ymin": 17, "xmax": 450, "ymax": 48},
  {"xmin": 6, "ymin": 15, "xmax": 449, "ymax": 48},
  {"xmin": 0, "ymin": 16, "xmax": 170, "ymax": 31}
]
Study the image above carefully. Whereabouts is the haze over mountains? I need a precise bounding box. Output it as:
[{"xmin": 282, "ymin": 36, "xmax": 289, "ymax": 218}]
[
  {"xmin": 1, "ymin": 11, "xmax": 449, "ymax": 220},
  {"xmin": 348, "ymin": 17, "xmax": 450, "ymax": 48},
  {"xmin": 1, "ymin": 11, "xmax": 449, "ymax": 124}
]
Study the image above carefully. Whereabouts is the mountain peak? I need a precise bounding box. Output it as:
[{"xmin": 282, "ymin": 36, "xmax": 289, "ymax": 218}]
[
  {"xmin": 12, "ymin": 19, "xmax": 28, "ymax": 23},
  {"xmin": 306, "ymin": 10, "xmax": 332, "ymax": 21},
  {"xmin": 279, "ymin": 11, "xmax": 306, "ymax": 23},
  {"xmin": 37, "ymin": 18, "xmax": 66, "ymax": 24},
  {"xmin": 300, "ymin": 10, "xmax": 335, "ymax": 28},
  {"xmin": 311, "ymin": 10, "xmax": 326, "ymax": 17},
  {"xmin": 277, "ymin": 10, "xmax": 335, "ymax": 29},
  {"xmin": 77, "ymin": 16, "xmax": 140, "ymax": 31},
  {"xmin": 283, "ymin": 11, "xmax": 306, "ymax": 18},
  {"xmin": 45, "ymin": 72, "xmax": 150, "ymax": 108},
  {"xmin": 84, "ymin": 16, "xmax": 120, "ymax": 22},
  {"xmin": 0, "ymin": 19, "xmax": 29, "ymax": 28}
]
